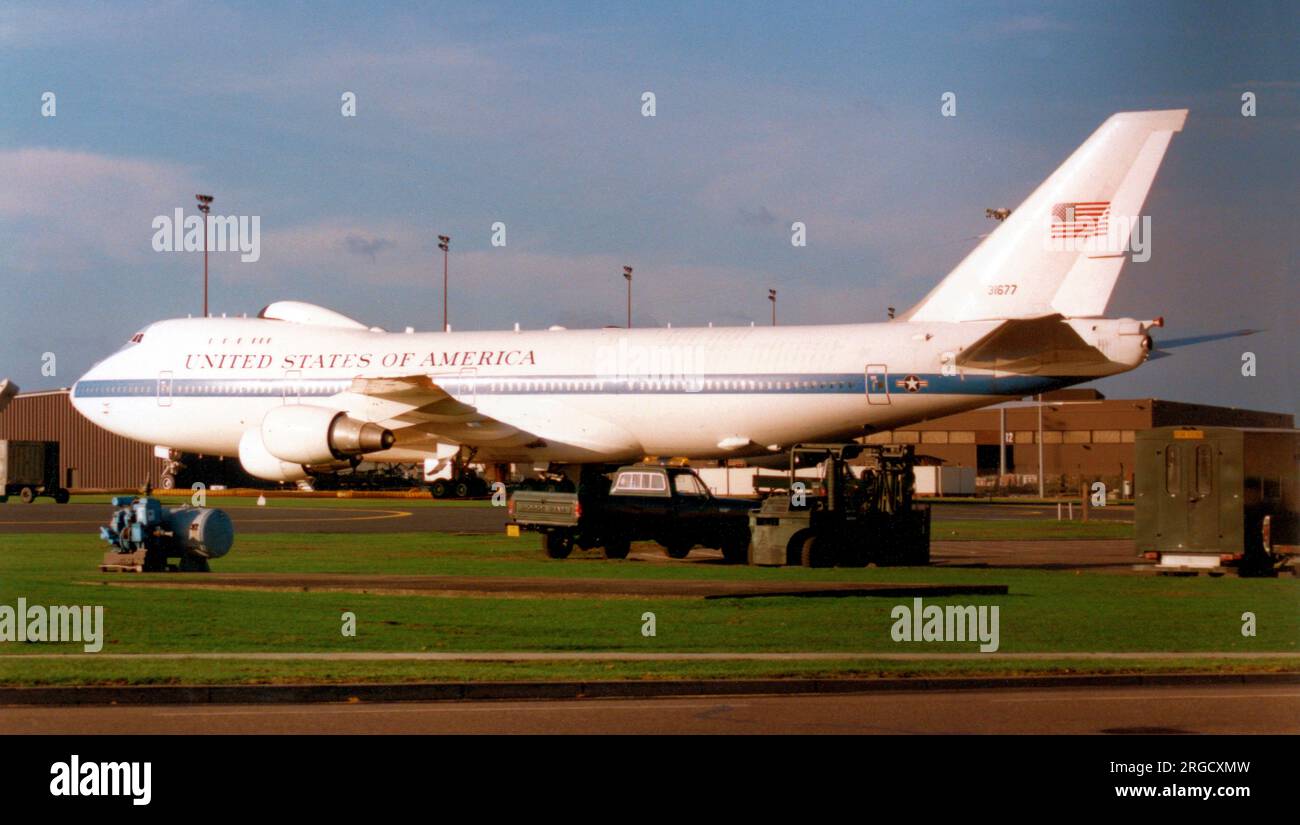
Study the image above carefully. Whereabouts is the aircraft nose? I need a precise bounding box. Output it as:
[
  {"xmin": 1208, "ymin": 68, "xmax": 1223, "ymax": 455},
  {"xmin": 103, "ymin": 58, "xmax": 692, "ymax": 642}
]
[
  {"xmin": 70, "ymin": 357, "xmax": 113, "ymax": 420},
  {"xmin": 70, "ymin": 374, "xmax": 92, "ymax": 420}
]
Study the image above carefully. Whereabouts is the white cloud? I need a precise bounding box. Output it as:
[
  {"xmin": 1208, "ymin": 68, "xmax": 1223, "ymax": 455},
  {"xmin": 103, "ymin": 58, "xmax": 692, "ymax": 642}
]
[
  {"xmin": 0, "ymin": 148, "xmax": 198, "ymax": 271},
  {"xmin": 972, "ymin": 14, "xmax": 1075, "ymax": 38}
]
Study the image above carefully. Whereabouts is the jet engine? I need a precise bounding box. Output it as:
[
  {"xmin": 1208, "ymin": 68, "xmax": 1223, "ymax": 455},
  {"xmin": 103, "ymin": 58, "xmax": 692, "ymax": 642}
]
[
  {"xmin": 237, "ymin": 407, "xmax": 395, "ymax": 482},
  {"xmin": 260, "ymin": 405, "xmax": 395, "ymax": 465},
  {"xmin": 239, "ymin": 429, "xmax": 310, "ymax": 482}
]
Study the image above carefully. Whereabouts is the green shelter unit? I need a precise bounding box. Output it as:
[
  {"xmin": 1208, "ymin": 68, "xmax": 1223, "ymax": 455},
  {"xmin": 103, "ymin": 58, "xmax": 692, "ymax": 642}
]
[{"xmin": 1135, "ymin": 426, "xmax": 1299, "ymax": 575}]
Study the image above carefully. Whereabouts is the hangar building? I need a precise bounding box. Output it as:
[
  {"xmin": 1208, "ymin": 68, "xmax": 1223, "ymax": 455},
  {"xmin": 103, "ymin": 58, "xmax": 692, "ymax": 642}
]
[
  {"xmin": 863, "ymin": 389, "xmax": 1293, "ymax": 492},
  {"xmin": 0, "ymin": 386, "xmax": 1293, "ymax": 492},
  {"xmin": 0, "ymin": 388, "xmax": 156, "ymax": 489}
]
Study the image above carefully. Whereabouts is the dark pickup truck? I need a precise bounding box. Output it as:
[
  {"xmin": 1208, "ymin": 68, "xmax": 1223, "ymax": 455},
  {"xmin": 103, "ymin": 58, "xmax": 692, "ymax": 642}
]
[{"xmin": 508, "ymin": 464, "xmax": 753, "ymax": 563}]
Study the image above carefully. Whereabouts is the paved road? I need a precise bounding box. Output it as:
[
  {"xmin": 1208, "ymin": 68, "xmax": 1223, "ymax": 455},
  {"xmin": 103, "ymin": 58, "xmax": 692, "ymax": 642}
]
[
  {"xmin": 0, "ymin": 500, "xmax": 1131, "ymax": 535},
  {"xmin": 1, "ymin": 684, "xmax": 1293, "ymax": 734},
  {"xmin": 1, "ymin": 502, "xmax": 1142, "ymax": 571},
  {"xmin": 0, "ymin": 502, "xmax": 500, "ymax": 534},
  {"xmin": 104, "ymin": 573, "xmax": 1009, "ymax": 599},
  {"xmin": 932, "ymin": 502, "xmax": 1133, "ymax": 522}
]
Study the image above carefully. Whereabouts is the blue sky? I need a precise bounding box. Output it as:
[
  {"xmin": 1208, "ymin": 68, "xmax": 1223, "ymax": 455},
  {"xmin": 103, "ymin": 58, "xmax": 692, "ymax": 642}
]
[{"xmin": 1, "ymin": 1, "xmax": 1296, "ymax": 413}]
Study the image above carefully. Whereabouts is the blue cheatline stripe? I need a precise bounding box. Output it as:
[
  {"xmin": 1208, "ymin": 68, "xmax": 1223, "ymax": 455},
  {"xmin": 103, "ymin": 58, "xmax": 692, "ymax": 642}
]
[{"xmin": 73, "ymin": 372, "xmax": 1073, "ymax": 399}]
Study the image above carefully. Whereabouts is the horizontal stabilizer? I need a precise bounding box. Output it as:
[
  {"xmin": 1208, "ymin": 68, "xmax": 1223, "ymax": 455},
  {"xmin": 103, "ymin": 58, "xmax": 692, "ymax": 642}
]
[
  {"xmin": 1154, "ymin": 329, "xmax": 1260, "ymax": 349},
  {"xmin": 1146, "ymin": 329, "xmax": 1261, "ymax": 361},
  {"xmin": 955, "ymin": 316, "xmax": 1107, "ymax": 371}
]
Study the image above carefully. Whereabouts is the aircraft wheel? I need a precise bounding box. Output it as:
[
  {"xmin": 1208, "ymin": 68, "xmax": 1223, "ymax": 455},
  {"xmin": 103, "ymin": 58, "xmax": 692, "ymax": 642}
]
[
  {"xmin": 19, "ymin": 487, "xmax": 35, "ymax": 504},
  {"xmin": 159, "ymin": 473, "xmax": 177, "ymax": 490},
  {"xmin": 454, "ymin": 481, "xmax": 470, "ymax": 498},
  {"xmin": 430, "ymin": 481, "xmax": 448, "ymax": 499}
]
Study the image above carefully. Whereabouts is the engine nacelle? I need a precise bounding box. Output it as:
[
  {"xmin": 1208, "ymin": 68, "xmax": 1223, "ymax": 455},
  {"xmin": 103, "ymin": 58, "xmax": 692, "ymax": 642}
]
[
  {"xmin": 260, "ymin": 405, "xmax": 395, "ymax": 465},
  {"xmin": 238, "ymin": 429, "xmax": 310, "ymax": 482}
]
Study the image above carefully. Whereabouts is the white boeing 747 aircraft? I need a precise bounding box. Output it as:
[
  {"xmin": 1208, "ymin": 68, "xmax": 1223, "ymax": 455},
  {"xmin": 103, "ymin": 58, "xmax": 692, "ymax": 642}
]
[{"xmin": 73, "ymin": 110, "xmax": 1209, "ymax": 482}]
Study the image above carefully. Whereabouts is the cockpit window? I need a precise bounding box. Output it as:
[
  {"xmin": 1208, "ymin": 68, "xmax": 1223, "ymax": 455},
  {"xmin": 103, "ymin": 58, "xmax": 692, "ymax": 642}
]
[{"xmin": 114, "ymin": 331, "xmax": 145, "ymax": 353}]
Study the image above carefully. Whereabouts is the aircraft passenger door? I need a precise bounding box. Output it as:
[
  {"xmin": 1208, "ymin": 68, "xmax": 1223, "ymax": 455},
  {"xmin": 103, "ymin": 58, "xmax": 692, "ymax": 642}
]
[
  {"xmin": 454, "ymin": 367, "xmax": 477, "ymax": 406},
  {"xmin": 157, "ymin": 371, "xmax": 173, "ymax": 407},
  {"xmin": 865, "ymin": 364, "xmax": 891, "ymax": 405},
  {"xmin": 282, "ymin": 369, "xmax": 302, "ymax": 405}
]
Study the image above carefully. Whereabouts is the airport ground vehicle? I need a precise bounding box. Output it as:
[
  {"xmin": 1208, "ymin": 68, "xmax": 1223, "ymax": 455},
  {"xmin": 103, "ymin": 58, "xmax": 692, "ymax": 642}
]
[
  {"xmin": 0, "ymin": 440, "xmax": 69, "ymax": 504},
  {"xmin": 750, "ymin": 443, "xmax": 930, "ymax": 567},
  {"xmin": 509, "ymin": 463, "xmax": 753, "ymax": 562},
  {"xmin": 1136, "ymin": 426, "xmax": 1298, "ymax": 576}
]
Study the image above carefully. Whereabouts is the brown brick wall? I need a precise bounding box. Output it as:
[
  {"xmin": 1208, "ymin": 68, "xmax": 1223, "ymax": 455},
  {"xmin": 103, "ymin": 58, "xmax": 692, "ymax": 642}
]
[{"xmin": 0, "ymin": 391, "xmax": 159, "ymax": 489}]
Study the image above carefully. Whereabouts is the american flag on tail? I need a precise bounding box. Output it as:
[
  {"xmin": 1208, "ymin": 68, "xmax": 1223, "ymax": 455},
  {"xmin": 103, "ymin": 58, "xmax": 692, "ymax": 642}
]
[{"xmin": 1050, "ymin": 201, "xmax": 1110, "ymax": 238}]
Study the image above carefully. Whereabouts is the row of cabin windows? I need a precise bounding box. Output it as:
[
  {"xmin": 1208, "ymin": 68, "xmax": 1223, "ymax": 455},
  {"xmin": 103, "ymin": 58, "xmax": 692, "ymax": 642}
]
[
  {"xmin": 867, "ymin": 430, "xmax": 1138, "ymax": 445},
  {"xmin": 107, "ymin": 378, "xmax": 853, "ymax": 397},
  {"xmin": 485, "ymin": 378, "xmax": 854, "ymax": 393},
  {"xmin": 161, "ymin": 382, "xmax": 346, "ymax": 396}
]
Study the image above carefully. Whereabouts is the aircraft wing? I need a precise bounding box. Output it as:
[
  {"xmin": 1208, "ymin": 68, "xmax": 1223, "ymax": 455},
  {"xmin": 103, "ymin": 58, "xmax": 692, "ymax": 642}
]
[
  {"xmin": 336, "ymin": 374, "xmax": 641, "ymax": 456},
  {"xmin": 347, "ymin": 374, "xmax": 472, "ymax": 415},
  {"xmin": 336, "ymin": 374, "xmax": 527, "ymax": 446}
]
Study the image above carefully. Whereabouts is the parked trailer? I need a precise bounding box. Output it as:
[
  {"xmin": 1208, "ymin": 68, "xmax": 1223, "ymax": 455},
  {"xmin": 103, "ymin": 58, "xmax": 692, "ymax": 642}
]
[
  {"xmin": 0, "ymin": 440, "xmax": 68, "ymax": 503},
  {"xmin": 1136, "ymin": 426, "xmax": 1299, "ymax": 576}
]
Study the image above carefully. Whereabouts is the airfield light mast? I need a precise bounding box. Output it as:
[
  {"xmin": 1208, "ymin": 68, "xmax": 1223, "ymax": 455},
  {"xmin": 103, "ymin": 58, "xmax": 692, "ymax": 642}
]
[
  {"xmin": 196, "ymin": 194, "xmax": 213, "ymax": 317},
  {"xmin": 1038, "ymin": 394, "xmax": 1046, "ymax": 498},
  {"xmin": 438, "ymin": 235, "xmax": 451, "ymax": 332},
  {"xmin": 623, "ymin": 266, "xmax": 633, "ymax": 328}
]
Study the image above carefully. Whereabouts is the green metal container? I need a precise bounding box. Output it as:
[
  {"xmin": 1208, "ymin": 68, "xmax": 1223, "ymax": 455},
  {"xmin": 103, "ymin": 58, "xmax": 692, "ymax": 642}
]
[{"xmin": 1135, "ymin": 426, "xmax": 1298, "ymax": 567}]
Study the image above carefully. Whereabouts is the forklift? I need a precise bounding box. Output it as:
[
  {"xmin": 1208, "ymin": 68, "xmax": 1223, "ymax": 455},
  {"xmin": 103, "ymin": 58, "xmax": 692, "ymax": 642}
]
[{"xmin": 749, "ymin": 443, "xmax": 930, "ymax": 567}]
